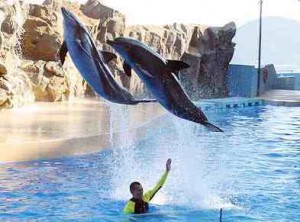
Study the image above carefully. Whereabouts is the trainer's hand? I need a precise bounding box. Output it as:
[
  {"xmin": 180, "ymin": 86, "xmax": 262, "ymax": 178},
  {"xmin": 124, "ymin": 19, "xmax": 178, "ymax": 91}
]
[{"xmin": 166, "ymin": 158, "xmax": 171, "ymax": 172}]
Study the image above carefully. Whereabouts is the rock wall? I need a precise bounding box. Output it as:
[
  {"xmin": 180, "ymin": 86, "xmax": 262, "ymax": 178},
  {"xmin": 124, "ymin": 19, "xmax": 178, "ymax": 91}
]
[
  {"xmin": 21, "ymin": 4, "xmax": 61, "ymax": 61},
  {"xmin": 180, "ymin": 23, "xmax": 236, "ymax": 99},
  {"xmin": 0, "ymin": 0, "xmax": 236, "ymax": 109},
  {"xmin": 0, "ymin": 0, "xmax": 90, "ymax": 108},
  {"xmin": 84, "ymin": 0, "xmax": 236, "ymax": 99},
  {"xmin": 0, "ymin": 1, "xmax": 34, "ymax": 108}
]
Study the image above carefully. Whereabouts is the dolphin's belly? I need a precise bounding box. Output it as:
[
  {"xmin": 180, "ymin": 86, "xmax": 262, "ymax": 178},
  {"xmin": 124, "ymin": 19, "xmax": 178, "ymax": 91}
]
[
  {"xmin": 66, "ymin": 42, "xmax": 107, "ymax": 96},
  {"xmin": 133, "ymin": 67, "xmax": 198, "ymax": 119},
  {"xmin": 66, "ymin": 42, "xmax": 135, "ymax": 104},
  {"xmin": 133, "ymin": 67, "xmax": 172, "ymax": 109}
]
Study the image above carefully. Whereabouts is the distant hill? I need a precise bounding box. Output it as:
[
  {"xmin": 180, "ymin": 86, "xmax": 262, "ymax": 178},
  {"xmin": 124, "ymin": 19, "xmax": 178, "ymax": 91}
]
[{"xmin": 231, "ymin": 17, "xmax": 300, "ymax": 72}]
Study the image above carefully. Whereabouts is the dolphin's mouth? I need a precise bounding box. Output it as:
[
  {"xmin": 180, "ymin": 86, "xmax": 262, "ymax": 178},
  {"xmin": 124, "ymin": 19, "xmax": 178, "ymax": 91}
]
[{"xmin": 61, "ymin": 7, "xmax": 70, "ymax": 17}]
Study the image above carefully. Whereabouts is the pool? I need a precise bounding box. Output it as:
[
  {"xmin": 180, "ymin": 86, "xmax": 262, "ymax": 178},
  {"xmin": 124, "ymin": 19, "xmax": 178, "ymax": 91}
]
[{"xmin": 0, "ymin": 105, "xmax": 299, "ymax": 221}]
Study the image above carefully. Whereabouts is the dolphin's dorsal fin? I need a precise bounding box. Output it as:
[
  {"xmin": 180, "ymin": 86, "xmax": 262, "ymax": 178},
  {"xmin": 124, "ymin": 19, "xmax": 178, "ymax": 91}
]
[
  {"xmin": 123, "ymin": 62, "xmax": 132, "ymax": 77},
  {"xmin": 59, "ymin": 40, "xmax": 68, "ymax": 66},
  {"xmin": 167, "ymin": 60, "xmax": 190, "ymax": 72},
  {"xmin": 100, "ymin": 51, "xmax": 117, "ymax": 63}
]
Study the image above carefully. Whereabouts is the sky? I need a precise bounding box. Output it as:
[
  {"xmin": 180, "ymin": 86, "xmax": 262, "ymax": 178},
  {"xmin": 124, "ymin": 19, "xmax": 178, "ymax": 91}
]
[
  {"xmin": 19, "ymin": 0, "xmax": 300, "ymax": 27},
  {"xmin": 11, "ymin": 0, "xmax": 300, "ymax": 69}
]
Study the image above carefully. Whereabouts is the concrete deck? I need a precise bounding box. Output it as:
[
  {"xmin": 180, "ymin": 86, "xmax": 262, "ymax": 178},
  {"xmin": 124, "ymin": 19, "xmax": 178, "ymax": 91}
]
[
  {"xmin": 261, "ymin": 90, "xmax": 300, "ymax": 106},
  {"xmin": 0, "ymin": 99, "xmax": 165, "ymax": 163}
]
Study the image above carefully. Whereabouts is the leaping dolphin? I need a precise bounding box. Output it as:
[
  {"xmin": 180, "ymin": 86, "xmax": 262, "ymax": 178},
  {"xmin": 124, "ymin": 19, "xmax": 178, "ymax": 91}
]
[
  {"xmin": 60, "ymin": 8, "xmax": 155, "ymax": 105},
  {"xmin": 107, "ymin": 37, "xmax": 223, "ymax": 132}
]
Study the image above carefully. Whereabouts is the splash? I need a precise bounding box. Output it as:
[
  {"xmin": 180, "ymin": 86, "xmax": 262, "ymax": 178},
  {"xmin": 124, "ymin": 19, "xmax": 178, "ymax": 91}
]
[
  {"xmin": 100, "ymin": 105, "xmax": 240, "ymax": 211},
  {"xmin": 107, "ymin": 102, "xmax": 138, "ymax": 201},
  {"xmin": 166, "ymin": 114, "xmax": 237, "ymax": 210}
]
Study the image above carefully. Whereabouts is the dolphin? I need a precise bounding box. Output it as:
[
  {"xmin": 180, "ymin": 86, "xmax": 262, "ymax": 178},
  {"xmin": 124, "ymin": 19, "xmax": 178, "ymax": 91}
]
[
  {"xmin": 59, "ymin": 8, "xmax": 155, "ymax": 105},
  {"xmin": 107, "ymin": 37, "xmax": 223, "ymax": 132}
]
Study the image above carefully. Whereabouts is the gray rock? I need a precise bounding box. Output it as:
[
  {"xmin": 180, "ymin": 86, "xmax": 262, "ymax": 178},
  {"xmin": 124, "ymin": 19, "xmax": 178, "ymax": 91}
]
[{"xmin": 180, "ymin": 22, "xmax": 236, "ymax": 99}]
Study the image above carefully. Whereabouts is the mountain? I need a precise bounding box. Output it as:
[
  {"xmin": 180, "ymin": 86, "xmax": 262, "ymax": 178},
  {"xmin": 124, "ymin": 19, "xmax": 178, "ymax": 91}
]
[{"xmin": 232, "ymin": 17, "xmax": 300, "ymax": 72}]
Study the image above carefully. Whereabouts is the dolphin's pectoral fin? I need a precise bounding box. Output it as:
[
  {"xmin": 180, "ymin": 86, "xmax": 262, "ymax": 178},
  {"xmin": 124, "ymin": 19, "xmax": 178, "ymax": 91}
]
[
  {"xmin": 101, "ymin": 51, "xmax": 117, "ymax": 63},
  {"xmin": 167, "ymin": 60, "xmax": 190, "ymax": 72},
  {"xmin": 59, "ymin": 40, "xmax": 68, "ymax": 66},
  {"xmin": 123, "ymin": 62, "xmax": 132, "ymax": 77}
]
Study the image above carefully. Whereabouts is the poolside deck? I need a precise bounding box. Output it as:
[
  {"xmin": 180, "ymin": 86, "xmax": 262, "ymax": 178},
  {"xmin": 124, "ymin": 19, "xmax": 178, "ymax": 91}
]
[
  {"xmin": 261, "ymin": 90, "xmax": 300, "ymax": 106},
  {"xmin": 0, "ymin": 99, "xmax": 165, "ymax": 163}
]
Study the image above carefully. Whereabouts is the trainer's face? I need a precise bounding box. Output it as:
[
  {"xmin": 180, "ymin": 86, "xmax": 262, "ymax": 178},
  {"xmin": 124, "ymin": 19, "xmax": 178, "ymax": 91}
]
[{"xmin": 132, "ymin": 184, "xmax": 143, "ymax": 199}]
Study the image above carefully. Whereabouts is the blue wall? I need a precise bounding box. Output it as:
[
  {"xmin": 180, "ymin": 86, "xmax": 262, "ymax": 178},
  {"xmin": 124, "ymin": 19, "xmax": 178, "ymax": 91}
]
[
  {"xmin": 276, "ymin": 76, "xmax": 295, "ymax": 90},
  {"xmin": 227, "ymin": 64, "xmax": 258, "ymax": 97},
  {"xmin": 258, "ymin": 64, "xmax": 277, "ymax": 94},
  {"xmin": 227, "ymin": 64, "xmax": 299, "ymax": 98},
  {"xmin": 295, "ymin": 75, "xmax": 300, "ymax": 90},
  {"xmin": 276, "ymin": 73, "xmax": 300, "ymax": 90}
]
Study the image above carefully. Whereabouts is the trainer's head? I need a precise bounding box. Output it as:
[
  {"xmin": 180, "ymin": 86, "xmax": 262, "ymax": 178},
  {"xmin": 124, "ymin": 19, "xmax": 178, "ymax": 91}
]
[{"xmin": 130, "ymin": 181, "xmax": 143, "ymax": 200}]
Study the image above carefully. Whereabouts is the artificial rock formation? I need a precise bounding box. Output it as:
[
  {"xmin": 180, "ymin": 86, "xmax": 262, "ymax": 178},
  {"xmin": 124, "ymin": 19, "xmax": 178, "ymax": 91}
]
[
  {"xmin": 0, "ymin": 1, "xmax": 89, "ymax": 109},
  {"xmin": 181, "ymin": 22, "xmax": 236, "ymax": 99},
  {"xmin": 0, "ymin": 1, "xmax": 35, "ymax": 108},
  {"xmin": 20, "ymin": 60, "xmax": 68, "ymax": 102},
  {"xmin": 0, "ymin": 0, "xmax": 236, "ymax": 109},
  {"xmin": 87, "ymin": 2, "xmax": 236, "ymax": 99},
  {"xmin": 21, "ymin": 4, "xmax": 62, "ymax": 61}
]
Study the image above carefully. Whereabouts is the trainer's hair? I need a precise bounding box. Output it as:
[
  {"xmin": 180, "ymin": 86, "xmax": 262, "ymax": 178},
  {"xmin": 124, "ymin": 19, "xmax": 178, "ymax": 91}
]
[{"xmin": 130, "ymin": 181, "xmax": 141, "ymax": 193}]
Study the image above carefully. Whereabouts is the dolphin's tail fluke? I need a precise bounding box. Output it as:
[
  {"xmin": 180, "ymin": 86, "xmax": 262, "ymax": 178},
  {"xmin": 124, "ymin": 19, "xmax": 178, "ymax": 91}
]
[
  {"xmin": 136, "ymin": 99, "xmax": 157, "ymax": 103},
  {"xmin": 202, "ymin": 121, "xmax": 224, "ymax": 132}
]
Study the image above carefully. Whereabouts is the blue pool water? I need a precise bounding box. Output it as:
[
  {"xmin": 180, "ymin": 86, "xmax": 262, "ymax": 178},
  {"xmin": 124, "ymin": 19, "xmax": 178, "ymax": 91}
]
[{"xmin": 0, "ymin": 105, "xmax": 300, "ymax": 221}]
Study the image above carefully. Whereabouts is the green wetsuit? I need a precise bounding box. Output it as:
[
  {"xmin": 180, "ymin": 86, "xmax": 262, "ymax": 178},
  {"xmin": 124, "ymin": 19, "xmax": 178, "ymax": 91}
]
[{"xmin": 123, "ymin": 171, "xmax": 169, "ymax": 214}]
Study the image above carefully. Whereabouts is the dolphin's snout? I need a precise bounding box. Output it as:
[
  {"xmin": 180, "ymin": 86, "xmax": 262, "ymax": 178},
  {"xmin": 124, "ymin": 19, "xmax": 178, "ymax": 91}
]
[
  {"xmin": 61, "ymin": 7, "xmax": 67, "ymax": 15},
  {"xmin": 61, "ymin": 7, "xmax": 79, "ymax": 25}
]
